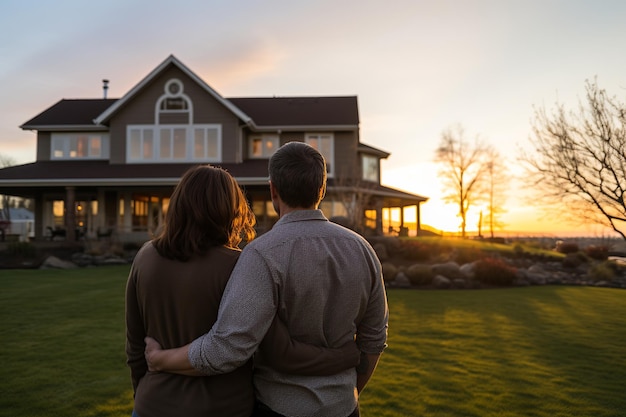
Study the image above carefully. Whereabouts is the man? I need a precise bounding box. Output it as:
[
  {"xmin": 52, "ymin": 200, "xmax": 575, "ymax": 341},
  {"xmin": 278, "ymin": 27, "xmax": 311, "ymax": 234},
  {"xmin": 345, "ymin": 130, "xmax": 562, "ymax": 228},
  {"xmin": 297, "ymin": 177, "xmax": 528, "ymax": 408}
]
[{"xmin": 146, "ymin": 141, "xmax": 388, "ymax": 417}]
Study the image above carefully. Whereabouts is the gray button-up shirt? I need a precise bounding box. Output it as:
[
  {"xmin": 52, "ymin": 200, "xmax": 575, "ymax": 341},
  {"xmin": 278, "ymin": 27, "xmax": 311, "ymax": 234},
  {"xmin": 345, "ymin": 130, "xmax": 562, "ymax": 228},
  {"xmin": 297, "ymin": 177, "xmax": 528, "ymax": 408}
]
[{"xmin": 189, "ymin": 209, "xmax": 388, "ymax": 417}]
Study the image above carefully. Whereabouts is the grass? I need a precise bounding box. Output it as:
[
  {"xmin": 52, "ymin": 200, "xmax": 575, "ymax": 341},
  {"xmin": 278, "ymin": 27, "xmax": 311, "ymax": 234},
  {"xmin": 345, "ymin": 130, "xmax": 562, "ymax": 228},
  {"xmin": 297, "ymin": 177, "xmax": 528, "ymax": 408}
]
[{"xmin": 1, "ymin": 267, "xmax": 625, "ymax": 417}]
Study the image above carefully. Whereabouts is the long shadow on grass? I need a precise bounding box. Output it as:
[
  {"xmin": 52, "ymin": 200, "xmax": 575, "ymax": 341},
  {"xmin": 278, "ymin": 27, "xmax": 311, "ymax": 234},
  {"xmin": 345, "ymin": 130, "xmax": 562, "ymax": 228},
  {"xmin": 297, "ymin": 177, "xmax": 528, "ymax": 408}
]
[{"xmin": 368, "ymin": 287, "xmax": 626, "ymax": 417}]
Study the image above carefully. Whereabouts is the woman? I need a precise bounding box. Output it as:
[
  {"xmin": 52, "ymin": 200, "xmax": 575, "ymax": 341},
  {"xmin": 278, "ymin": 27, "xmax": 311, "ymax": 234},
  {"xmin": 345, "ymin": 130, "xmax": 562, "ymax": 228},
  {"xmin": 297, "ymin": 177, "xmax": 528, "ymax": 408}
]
[
  {"xmin": 126, "ymin": 165, "xmax": 257, "ymax": 416},
  {"xmin": 126, "ymin": 165, "xmax": 357, "ymax": 417}
]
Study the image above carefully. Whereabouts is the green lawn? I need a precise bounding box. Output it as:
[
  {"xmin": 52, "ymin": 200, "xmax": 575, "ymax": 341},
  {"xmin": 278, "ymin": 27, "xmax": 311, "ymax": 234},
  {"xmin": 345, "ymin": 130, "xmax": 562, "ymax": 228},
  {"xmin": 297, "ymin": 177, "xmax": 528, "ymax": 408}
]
[{"xmin": 1, "ymin": 266, "xmax": 624, "ymax": 417}]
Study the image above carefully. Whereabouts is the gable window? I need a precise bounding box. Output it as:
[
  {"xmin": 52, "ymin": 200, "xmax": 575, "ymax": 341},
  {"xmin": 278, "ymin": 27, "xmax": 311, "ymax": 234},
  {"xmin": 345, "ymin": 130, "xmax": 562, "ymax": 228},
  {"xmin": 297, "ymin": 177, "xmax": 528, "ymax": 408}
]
[
  {"xmin": 126, "ymin": 78, "xmax": 222, "ymax": 163},
  {"xmin": 305, "ymin": 133, "xmax": 334, "ymax": 177},
  {"xmin": 51, "ymin": 133, "xmax": 110, "ymax": 159},
  {"xmin": 249, "ymin": 135, "xmax": 279, "ymax": 158},
  {"xmin": 362, "ymin": 154, "xmax": 379, "ymax": 182}
]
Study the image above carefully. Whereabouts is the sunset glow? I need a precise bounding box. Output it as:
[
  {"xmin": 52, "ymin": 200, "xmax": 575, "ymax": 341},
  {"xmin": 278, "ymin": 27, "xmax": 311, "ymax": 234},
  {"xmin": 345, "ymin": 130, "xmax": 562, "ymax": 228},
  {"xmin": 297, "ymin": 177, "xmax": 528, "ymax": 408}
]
[{"xmin": 1, "ymin": 1, "xmax": 624, "ymax": 237}]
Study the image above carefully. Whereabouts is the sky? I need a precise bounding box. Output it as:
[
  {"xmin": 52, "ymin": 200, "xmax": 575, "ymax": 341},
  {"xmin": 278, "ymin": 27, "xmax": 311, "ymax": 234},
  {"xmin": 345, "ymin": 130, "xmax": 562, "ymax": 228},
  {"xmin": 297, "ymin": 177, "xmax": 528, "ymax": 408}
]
[{"xmin": 1, "ymin": 0, "xmax": 625, "ymax": 237}]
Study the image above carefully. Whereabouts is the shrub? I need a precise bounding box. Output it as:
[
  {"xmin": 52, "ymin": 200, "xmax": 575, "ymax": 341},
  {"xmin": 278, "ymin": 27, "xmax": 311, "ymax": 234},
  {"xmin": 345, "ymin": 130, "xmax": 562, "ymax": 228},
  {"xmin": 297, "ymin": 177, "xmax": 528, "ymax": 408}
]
[
  {"xmin": 562, "ymin": 252, "xmax": 590, "ymax": 269},
  {"xmin": 454, "ymin": 247, "xmax": 485, "ymax": 265},
  {"xmin": 6, "ymin": 241, "xmax": 37, "ymax": 258},
  {"xmin": 556, "ymin": 242, "xmax": 579, "ymax": 254},
  {"xmin": 585, "ymin": 245, "xmax": 609, "ymax": 261},
  {"xmin": 401, "ymin": 241, "xmax": 433, "ymax": 261},
  {"xmin": 588, "ymin": 261, "xmax": 616, "ymax": 282},
  {"xmin": 473, "ymin": 257, "xmax": 517, "ymax": 286}
]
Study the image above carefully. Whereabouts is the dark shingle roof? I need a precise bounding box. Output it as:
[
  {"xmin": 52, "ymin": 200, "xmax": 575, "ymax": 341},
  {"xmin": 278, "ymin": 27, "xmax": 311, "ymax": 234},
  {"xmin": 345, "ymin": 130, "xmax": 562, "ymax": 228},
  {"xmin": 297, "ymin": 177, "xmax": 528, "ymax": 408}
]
[
  {"xmin": 228, "ymin": 96, "xmax": 359, "ymax": 127},
  {"xmin": 20, "ymin": 96, "xmax": 359, "ymax": 129},
  {"xmin": 21, "ymin": 99, "xmax": 118, "ymax": 128}
]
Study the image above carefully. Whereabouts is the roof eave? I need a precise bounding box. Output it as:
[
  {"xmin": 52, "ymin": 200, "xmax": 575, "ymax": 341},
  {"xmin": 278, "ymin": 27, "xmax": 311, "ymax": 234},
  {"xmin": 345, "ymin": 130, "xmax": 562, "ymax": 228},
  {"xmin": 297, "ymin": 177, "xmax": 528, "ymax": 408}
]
[
  {"xmin": 0, "ymin": 176, "xmax": 270, "ymax": 188},
  {"xmin": 251, "ymin": 124, "xmax": 358, "ymax": 132},
  {"xmin": 20, "ymin": 124, "xmax": 109, "ymax": 132}
]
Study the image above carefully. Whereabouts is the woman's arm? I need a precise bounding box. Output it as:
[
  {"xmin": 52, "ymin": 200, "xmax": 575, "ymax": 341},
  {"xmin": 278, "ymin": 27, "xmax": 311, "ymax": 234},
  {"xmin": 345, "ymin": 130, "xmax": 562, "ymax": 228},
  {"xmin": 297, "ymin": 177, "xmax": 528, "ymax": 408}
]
[
  {"xmin": 125, "ymin": 267, "xmax": 148, "ymax": 392},
  {"xmin": 258, "ymin": 315, "xmax": 361, "ymax": 375}
]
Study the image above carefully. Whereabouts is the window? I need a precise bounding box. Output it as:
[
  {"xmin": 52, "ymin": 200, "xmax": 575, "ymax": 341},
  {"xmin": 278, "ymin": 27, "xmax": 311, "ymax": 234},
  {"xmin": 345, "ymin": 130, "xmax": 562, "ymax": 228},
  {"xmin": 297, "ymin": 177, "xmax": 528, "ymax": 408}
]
[
  {"xmin": 362, "ymin": 154, "xmax": 379, "ymax": 182},
  {"xmin": 127, "ymin": 125, "xmax": 221, "ymax": 163},
  {"xmin": 51, "ymin": 133, "xmax": 110, "ymax": 159},
  {"xmin": 128, "ymin": 128, "xmax": 155, "ymax": 160},
  {"xmin": 157, "ymin": 79, "xmax": 192, "ymax": 123},
  {"xmin": 305, "ymin": 133, "xmax": 334, "ymax": 177},
  {"xmin": 126, "ymin": 78, "xmax": 222, "ymax": 163},
  {"xmin": 249, "ymin": 135, "xmax": 279, "ymax": 158}
]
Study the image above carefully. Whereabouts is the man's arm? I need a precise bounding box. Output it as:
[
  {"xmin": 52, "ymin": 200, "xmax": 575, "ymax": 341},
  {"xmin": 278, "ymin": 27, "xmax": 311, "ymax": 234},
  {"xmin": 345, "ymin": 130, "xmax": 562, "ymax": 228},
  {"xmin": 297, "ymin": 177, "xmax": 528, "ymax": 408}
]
[
  {"xmin": 144, "ymin": 337, "xmax": 201, "ymax": 376},
  {"xmin": 356, "ymin": 352, "xmax": 382, "ymax": 393}
]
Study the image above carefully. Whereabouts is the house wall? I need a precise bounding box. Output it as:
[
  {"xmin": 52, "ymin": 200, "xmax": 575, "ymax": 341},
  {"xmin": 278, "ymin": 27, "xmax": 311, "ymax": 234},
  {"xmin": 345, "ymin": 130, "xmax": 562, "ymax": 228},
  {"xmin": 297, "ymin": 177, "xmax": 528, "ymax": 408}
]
[
  {"xmin": 107, "ymin": 65, "xmax": 242, "ymax": 164},
  {"xmin": 36, "ymin": 132, "xmax": 51, "ymax": 161},
  {"xmin": 334, "ymin": 130, "xmax": 359, "ymax": 180},
  {"xmin": 273, "ymin": 130, "xmax": 359, "ymax": 180}
]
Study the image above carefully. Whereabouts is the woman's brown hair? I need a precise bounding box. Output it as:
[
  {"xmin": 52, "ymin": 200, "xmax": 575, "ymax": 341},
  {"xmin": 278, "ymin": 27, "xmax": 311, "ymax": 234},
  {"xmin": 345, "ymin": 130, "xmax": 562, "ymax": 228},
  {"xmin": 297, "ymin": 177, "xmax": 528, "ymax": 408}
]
[{"xmin": 153, "ymin": 165, "xmax": 256, "ymax": 261}]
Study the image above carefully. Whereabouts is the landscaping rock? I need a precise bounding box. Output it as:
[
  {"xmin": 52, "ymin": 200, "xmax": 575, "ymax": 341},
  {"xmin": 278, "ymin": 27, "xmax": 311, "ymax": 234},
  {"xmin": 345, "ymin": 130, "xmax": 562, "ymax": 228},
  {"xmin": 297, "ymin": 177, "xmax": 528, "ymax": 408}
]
[
  {"xmin": 391, "ymin": 272, "xmax": 412, "ymax": 288},
  {"xmin": 433, "ymin": 275, "xmax": 452, "ymax": 289},
  {"xmin": 405, "ymin": 264, "xmax": 434, "ymax": 285},
  {"xmin": 432, "ymin": 261, "xmax": 465, "ymax": 280},
  {"xmin": 40, "ymin": 256, "xmax": 77, "ymax": 269}
]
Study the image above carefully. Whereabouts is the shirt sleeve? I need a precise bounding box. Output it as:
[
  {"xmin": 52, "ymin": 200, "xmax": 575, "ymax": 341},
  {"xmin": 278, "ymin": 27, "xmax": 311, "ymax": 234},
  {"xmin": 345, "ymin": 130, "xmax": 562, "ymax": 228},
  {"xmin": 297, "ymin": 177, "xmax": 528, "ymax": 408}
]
[
  {"xmin": 125, "ymin": 262, "xmax": 147, "ymax": 394},
  {"xmin": 188, "ymin": 246, "xmax": 277, "ymax": 374},
  {"xmin": 355, "ymin": 248, "xmax": 389, "ymax": 355}
]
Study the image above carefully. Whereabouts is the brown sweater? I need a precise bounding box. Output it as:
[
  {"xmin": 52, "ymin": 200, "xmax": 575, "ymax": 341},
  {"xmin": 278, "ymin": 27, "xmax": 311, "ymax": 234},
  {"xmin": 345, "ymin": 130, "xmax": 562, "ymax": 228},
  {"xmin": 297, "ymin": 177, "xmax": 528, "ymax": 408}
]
[{"xmin": 125, "ymin": 242, "xmax": 254, "ymax": 417}]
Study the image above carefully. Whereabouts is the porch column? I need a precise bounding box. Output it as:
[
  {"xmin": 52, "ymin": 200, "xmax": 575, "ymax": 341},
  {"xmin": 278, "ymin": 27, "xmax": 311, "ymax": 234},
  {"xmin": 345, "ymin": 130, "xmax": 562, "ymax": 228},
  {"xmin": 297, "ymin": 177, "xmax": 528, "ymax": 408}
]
[
  {"xmin": 123, "ymin": 192, "xmax": 132, "ymax": 233},
  {"xmin": 375, "ymin": 200, "xmax": 383, "ymax": 235},
  {"xmin": 34, "ymin": 195, "xmax": 44, "ymax": 240},
  {"xmin": 65, "ymin": 186, "xmax": 76, "ymax": 241},
  {"xmin": 416, "ymin": 202, "xmax": 422, "ymax": 236},
  {"xmin": 97, "ymin": 190, "xmax": 105, "ymax": 230}
]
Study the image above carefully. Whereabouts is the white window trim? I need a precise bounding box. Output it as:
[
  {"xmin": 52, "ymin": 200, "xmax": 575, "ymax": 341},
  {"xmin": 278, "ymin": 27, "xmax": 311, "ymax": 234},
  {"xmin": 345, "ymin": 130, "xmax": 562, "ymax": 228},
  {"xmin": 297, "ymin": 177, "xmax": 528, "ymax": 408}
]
[
  {"xmin": 249, "ymin": 134, "xmax": 279, "ymax": 158},
  {"xmin": 50, "ymin": 133, "xmax": 110, "ymax": 160},
  {"xmin": 362, "ymin": 154, "xmax": 379, "ymax": 182},
  {"xmin": 126, "ymin": 124, "xmax": 222, "ymax": 163},
  {"xmin": 156, "ymin": 78, "xmax": 194, "ymax": 122},
  {"xmin": 305, "ymin": 133, "xmax": 334, "ymax": 178}
]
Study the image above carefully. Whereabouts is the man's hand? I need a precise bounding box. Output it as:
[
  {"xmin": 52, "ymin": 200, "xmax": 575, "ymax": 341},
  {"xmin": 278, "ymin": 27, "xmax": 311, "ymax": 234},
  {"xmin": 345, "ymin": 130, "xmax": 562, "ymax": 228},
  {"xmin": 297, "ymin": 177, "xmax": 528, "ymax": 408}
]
[
  {"xmin": 143, "ymin": 337, "xmax": 201, "ymax": 376},
  {"xmin": 144, "ymin": 337, "xmax": 163, "ymax": 371}
]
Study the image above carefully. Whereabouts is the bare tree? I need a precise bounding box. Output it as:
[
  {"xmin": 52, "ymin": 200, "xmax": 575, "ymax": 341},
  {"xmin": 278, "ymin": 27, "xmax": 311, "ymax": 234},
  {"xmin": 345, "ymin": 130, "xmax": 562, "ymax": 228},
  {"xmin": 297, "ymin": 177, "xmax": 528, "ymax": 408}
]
[
  {"xmin": 330, "ymin": 176, "xmax": 376, "ymax": 234},
  {"xmin": 484, "ymin": 147, "xmax": 509, "ymax": 238},
  {"xmin": 520, "ymin": 78, "xmax": 626, "ymax": 239},
  {"xmin": 435, "ymin": 125, "xmax": 490, "ymax": 238}
]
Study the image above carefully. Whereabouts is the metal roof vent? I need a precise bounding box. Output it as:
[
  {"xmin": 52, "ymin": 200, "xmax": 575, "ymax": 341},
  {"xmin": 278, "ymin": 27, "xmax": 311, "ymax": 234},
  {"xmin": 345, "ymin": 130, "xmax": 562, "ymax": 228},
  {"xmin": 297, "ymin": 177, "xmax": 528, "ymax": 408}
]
[{"xmin": 102, "ymin": 79, "xmax": 109, "ymax": 99}]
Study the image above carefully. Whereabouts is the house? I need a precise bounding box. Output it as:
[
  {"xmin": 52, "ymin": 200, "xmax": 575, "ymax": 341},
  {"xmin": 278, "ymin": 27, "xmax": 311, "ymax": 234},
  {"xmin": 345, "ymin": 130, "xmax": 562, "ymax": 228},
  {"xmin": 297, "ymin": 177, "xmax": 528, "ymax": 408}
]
[{"xmin": 0, "ymin": 55, "xmax": 427, "ymax": 243}]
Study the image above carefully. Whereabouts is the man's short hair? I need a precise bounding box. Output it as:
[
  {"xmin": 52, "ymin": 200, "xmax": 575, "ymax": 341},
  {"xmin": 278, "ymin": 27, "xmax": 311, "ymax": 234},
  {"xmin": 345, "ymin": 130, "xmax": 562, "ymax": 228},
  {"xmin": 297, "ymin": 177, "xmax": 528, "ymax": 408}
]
[{"xmin": 269, "ymin": 142, "xmax": 327, "ymax": 208}]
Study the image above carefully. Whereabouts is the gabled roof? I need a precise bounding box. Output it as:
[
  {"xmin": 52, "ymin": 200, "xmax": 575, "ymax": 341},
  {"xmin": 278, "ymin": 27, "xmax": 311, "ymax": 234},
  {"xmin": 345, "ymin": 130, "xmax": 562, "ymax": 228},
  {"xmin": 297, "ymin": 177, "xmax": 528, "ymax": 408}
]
[
  {"xmin": 19, "ymin": 55, "xmax": 362, "ymax": 133},
  {"xmin": 21, "ymin": 99, "xmax": 116, "ymax": 130},
  {"xmin": 228, "ymin": 96, "xmax": 359, "ymax": 130},
  {"xmin": 93, "ymin": 55, "xmax": 252, "ymax": 126}
]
